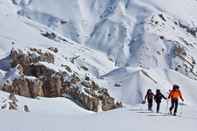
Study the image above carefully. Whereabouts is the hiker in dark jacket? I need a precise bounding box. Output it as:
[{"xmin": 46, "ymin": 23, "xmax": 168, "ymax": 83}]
[
  {"xmin": 154, "ymin": 89, "xmax": 167, "ymax": 113},
  {"xmin": 144, "ymin": 89, "xmax": 154, "ymax": 111}
]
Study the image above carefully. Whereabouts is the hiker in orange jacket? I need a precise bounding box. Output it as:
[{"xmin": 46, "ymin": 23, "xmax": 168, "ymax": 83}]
[{"xmin": 168, "ymin": 85, "xmax": 184, "ymax": 116}]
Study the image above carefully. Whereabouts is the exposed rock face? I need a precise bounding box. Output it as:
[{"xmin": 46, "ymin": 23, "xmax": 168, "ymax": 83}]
[
  {"xmin": 66, "ymin": 80, "xmax": 122, "ymax": 111},
  {"xmin": 28, "ymin": 78, "xmax": 44, "ymax": 97},
  {"xmin": 41, "ymin": 31, "xmax": 69, "ymax": 43},
  {"xmin": 1, "ymin": 76, "xmax": 43, "ymax": 98},
  {"xmin": 42, "ymin": 73, "xmax": 63, "ymax": 97},
  {"xmin": 10, "ymin": 48, "xmax": 54, "ymax": 73},
  {"xmin": 26, "ymin": 63, "xmax": 64, "ymax": 97},
  {"xmin": 26, "ymin": 64, "xmax": 56, "ymax": 78},
  {"xmin": 178, "ymin": 21, "xmax": 197, "ymax": 37},
  {"xmin": 172, "ymin": 45, "xmax": 197, "ymax": 80},
  {"xmin": 0, "ymin": 48, "xmax": 122, "ymax": 112}
]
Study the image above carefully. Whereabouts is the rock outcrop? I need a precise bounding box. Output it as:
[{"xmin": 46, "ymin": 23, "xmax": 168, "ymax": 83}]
[
  {"xmin": 172, "ymin": 45, "xmax": 197, "ymax": 80},
  {"xmin": 65, "ymin": 80, "xmax": 122, "ymax": 111},
  {"xmin": 0, "ymin": 48, "xmax": 122, "ymax": 112},
  {"xmin": 1, "ymin": 76, "xmax": 43, "ymax": 98},
  {"xmin": 10, "ymin": 48, "xmax": 54, "ymax": 73}
]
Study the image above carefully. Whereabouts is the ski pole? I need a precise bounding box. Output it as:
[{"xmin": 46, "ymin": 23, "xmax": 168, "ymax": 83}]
[
  {"xmin": 179, "ymin": 102, "xmax": 184, "ymax": 115},
  {"xmin": 166, "ymin": 99, "xmax": 169, "ymax": 113},
  {"xmin": 165, "ymin": 90, "xmax": 170, "ymax": 114}
]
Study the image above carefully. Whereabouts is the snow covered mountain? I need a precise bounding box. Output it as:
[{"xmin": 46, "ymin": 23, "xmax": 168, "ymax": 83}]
[
  {"xmin": 14, "ymin": 0, "xmax": 197, "ymax": 68},
  {"xmin": 9, "ymin": 0, "xmax": 197, "ymax": 104},
  {"xmin": 0, "ymin": 0, "xmax": 197, "ymax": 131}
]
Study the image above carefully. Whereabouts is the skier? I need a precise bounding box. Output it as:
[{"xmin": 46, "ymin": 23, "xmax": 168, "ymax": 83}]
[
  {"xmin": 154, "ymin": 89, "xmax": 167, "ymax": 113},
  {"xmin": 144, "ymin": 89, "xmax": 154, "ymax": 111},
  {"xmin": 168, "ymin": 85, "xmax": 184, "ymax": 116}
]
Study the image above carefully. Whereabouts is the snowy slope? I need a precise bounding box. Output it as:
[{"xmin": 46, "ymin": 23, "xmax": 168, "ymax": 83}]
[
  {"xmin": 0, "ymin": 0, "xmax": 197, "ymax": 131},
  {"xmin": 0, "ymin": 104, "xmax": 196, "ymax": 131},
  {"xmin": 0, "ymin": 91, "xmax": 90, "ymax": 115},
  {"xmin": 101, "ymin": 67, "xmax": 197, "ymax": 106},
  {"xmin": 0, "ymin": 0, "xmax": 115, "ymax": 78}
]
